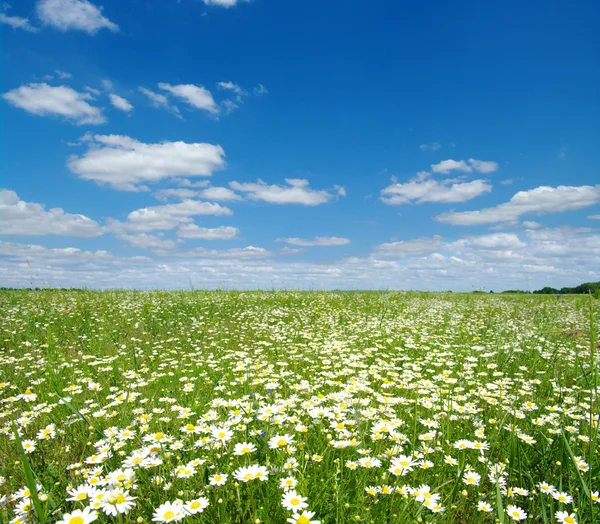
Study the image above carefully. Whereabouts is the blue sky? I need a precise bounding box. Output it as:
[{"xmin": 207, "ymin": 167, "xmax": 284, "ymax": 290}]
[{"xmin": 1, "ymin": 0, "xmax": 599, "ymax": 290}]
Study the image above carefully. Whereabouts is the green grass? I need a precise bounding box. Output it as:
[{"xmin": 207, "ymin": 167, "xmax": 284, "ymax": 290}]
[{"xmin": 0, "ymin": 290, "xmax": 598, "ymax": 523}]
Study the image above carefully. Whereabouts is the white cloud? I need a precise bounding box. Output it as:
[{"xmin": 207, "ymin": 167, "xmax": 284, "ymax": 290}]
[
  {"xmin": 36, "ymin": 0, "xmax": 118, "ymax": 34},
  {"xmin": 55, "ymin": 69, "xmax": 72, "ymax": 79},
  {"xmin": 431, "ymin": 159, "xmax": 471, "ymax": 174},
  {"xmin": 117, "ymin": 233, "xmax": 180, "ymax": 250},
  {"xmin": 109, "ymin": 93, "xmax": 133, "ymax": 113},
  {"xmin": 522, "ymin": 221, "xmax": 543, "ymax": 229},
  {"xmin": 452, "ymin": 233, "xmax": 526, "ymax": 250},
  {"xmin": 380, "ymin": 177, "xmax": 491, "ymax": 205},
  {"xmin": 158, "ymin": 83, "xmax": 219, "ymax": 116},
  {"xmin": 589, "ymin": 214, "xmax": 600, "ymax": 220},
  {"xmin": 0, "ymin": 189, "xmax": 102, "ymax": 237},
  {"xmin": 3, "ymin": 83, "xmax": 105, "ymax": 125},
  {"xmin": 204, "ymin": 0, "xmax": 252, "ymax": 7},
  {"xmin": 436, "ymin": 185, "xmax": 600, "ymax": 226},
  {"xmin": 500, "ymin": 179, "xmax": 514, "ymax": 185},
  {"xmin": 431, "ymin": 158, "xmax": 498, "ymax": 174},
  {"xmin": 198, "ymin": 186, "xmax": 243, "ymax": 202},
  {"xmin": 253, "ymin": 84, "xmax": 268, "ymax": 96},
  {"xmin": 218, "ymin": 81, "xmax": 246, "ymax": 99},
  {"xmin": 0, "ymin": 12, "xmax": 36, "ymax": 31},
  {"xmin": 419, "ymin": 142, "xmax": 441, "ymax": 151},
  {"xmin": 163, "ymin": 246, "xmax": 272, "ymax": 259},
  {"xmin": 229, "ymin": 178, "xmax": 338, "ymax": 206},
  {"xmin": 177, "ymin": 224, "xmax": 239, "ymax": 240},
  {"xmin": 468, "ymin": 158, "xmax": 499, "ymax": 174},
  {"xmin": 276, "ymin": 237, "xmax": 350, "ymax": 247},
  {"xmin": 177, "ymin": 179, "xmax": 211, "ymax": 189},
  {"xmin": 108, "ymin": 200, "xmax": 233, "ymax": 233},
  {"xmin": 153, "ymin": 188, "xmax": 199, "ymax": 202},
  {"xmin": 279, "ymin": 247, "xmax": 303, "ymax": 255},
  {"xmin": 1, "ymin": 227, "xmax": 598, "ymax": 291},
  {"xmin": 67, "ymin": 134, "xmax": 226, "ymax": 191},
  {"xmin": 138, "ymin": 87, "xmax": 181, "ymax": 117},
  {"xmin": 373, "ymin": 236, "xmax": 443, "ymax": 258}
]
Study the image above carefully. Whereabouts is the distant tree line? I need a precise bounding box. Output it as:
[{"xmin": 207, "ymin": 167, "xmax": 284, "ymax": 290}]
[
  {"xmin": 532, "ymin": 281, "xmax": 600, "ymax": 295},
  {"xmin": 493, "ymin": 281, "xmax": 600, "ymax": 296}
]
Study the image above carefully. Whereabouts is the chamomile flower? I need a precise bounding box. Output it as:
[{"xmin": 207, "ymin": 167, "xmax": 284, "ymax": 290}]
[
  {"xmin": 56, "ymin": 508, "xmax": 98, "ymax": 524},
  {"xmin": 152, "ymin": 501, "xmax": 184, "ymax": 522},
  {"xmin": 282, "ymin": 490, "xmax": 309, "ymax": 512}
]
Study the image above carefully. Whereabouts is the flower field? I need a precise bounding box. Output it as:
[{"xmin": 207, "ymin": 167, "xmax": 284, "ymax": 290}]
[{"xmin": 1, "ymin": 290, "xmax": 598, "ymax": 523}]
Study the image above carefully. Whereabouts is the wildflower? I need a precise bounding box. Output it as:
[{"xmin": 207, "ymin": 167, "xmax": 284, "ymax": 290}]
[
  {"xmin": 209, "ymin": 473, "xmax": 228, "ymax": 486},
  {"xmin": 413, "ymin": 485, "xmax": 440, "ymax": 505},
  {"xmin": 269, "ymin": 434, "xmax": 295, "ymax": 449},
  {"xmin": 56, "ymin": 508, "xmax": 98, "ymax": 524},
  {"xmin": 538, "ymin": 482, "xmax": 555, "ymax": 495},
  {"xmin": 21, "ymin": 440, "xmax": 36, "ymax": 454},
  {"xmin": 358, "ymin": 457, "xmax": 381, "ymax": 468},
  {"xmin": 280, "ymin": 477, "xmax": 298, "ymax": 490},
  {"xmin": 152, "ymin": 501, "xmax": 185, "ymax": 522},
  {"xmin": 553, "ymin": 492, "xmax": 573, "ymax": 504},
  {"xmin": 286, "ymin": 511, "xmax": 321, "ymax": 524},
  {"xmin": 389, "ymin": 455, "xmax": 418, "ymax": 476},
  {"xmin": 477, "ymin": 501, "xmax": 493, "ymax": 512},
  {"xmin": 233, "ymin": 442, "xmax": 257, "ymax": 455},
  {"xmin": 556, "ymin": 511, "xmax": 577, "ymax": 524},
  {"xmin": 463, "ymin": 471, "xmax": 481, "ymax": 486},
  {"xmin": 99, "ymin": 489, "xmax": 137, "ymax": 516},
  {"xmin": 282, "ymin": 490, "xmax": 309, "ymax": 511},
  {"xmin": 211, "ymin": 427, "xmax": 233, "ymax": 443},
  {"xmin": 185, "ymin": 497, "xmax": 209, "ymax": 514},
  {"xmin": 506, "ymin": 505, "xmax": 527, "ymax": 521},
  {"xmin": 66, "ymin": 485, "xmax": 94, "ymax": 502}
]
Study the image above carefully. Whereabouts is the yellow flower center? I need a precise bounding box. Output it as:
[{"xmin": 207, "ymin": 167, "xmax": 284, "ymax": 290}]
[
  {"xmin": 297, "ymin": 517, "xmax": 311, "ymax": 524},
  {"xmin": 163, "ymin": 511, "xmax": 175, "ymax": 520},
  {"xmin": 277, "ymin": 439, "xmax": 287, "ymax": 446},
  {"xmin": 76, "ymin": 493, "xmax": 87, "ymax": 500},
  {"xmin": 190, "ymin": 501, "xmax": 201, "ymax": 509},
  {"xmin": 68, "ymin": 517, "xmax": 84, "ymax": 524},
  {"xmin": 290, "ymin": 498, "xmax": 300, "ymax": 506}
]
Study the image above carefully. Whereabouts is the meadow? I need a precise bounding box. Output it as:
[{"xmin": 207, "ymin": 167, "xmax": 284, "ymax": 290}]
[{"xmin": 0, "ymin": 290, "xmax": 598, "ymax": 524}]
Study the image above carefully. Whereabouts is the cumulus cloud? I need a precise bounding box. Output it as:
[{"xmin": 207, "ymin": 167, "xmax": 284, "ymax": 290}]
[
  {"xmin": 3, "ymin": 83, "xmax": 105, "ymax": 125},
  {"xmin": 451, "ymin": 233, "xmax": 526, "ymax": 250},
  {"xmin": 117, "ymin": 233, "xmax": 180, "ymax": 250},
  {"xmin": 198, "ymin": 186, "xmax": 243, "ymax": 202},
  {"xmin": 162, "ymin": 246, "xmax": 273, "ymax": 259},
  {"xmin": 176, "ymin": 224, "xmax": 239, "ymax": 240},
  {"xmin": 380, "ymin": 177, "xmax": 492, "ymax": 205},
  {"xmin": 229, "ymin": 178, "xmax": 339, "ymax": 206},
  {"xmin": 139, "ymin": 87, "xmax": 181, "ymax": 118},
  {"xmin": 109, "ymin": 93, "xmax": 133, "ymax": 112},
  {"xmin": 67, "ymin": 134, "xmax": 226, "ymax": 191},
  {"xmin": 1, "ymin": 227, "xmax": 598, "ymax": 290},
  {"xmin": 36, "ymin": 0, "xmax": 118, "ymax": 34},
  {"xmin": 431, "ymin": 158, "xmax": 498, "ymax": 175},
  {"xmin": 276, "ymin": 237, "xmax": 350, "ymax": 247},
  {"xmin": 158, "ymin": 83, "xmax": 219, "ymax": 116},
  {"xmin": 0, "ymin": 189, "xmax": 102, "ymax": 237},
  {"xmin": 218, "ymin": 81, "xmax": 246, "ymax": 99},
  {"xmin": 107, "ymin": 200, "xmax": 233, "ymax": 233},
  {"xmin": 373, "ymin": 236, "xmax": 443, "ymax": 258},
  {"xmin": 0, "ymin": 12, "xmax": 37, "ymax": 31},
  {"xmin": 436, "ymin": 185, "xmax": 600, "ymax": 226},
  {"xmin": 589, "ymin": 214, "xmax": 600, "ymax": 220},
  {"xmin": 153, "ymin": 189, "xmax": 199, "ymax": 202}
]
